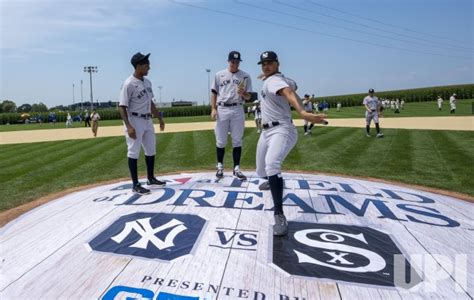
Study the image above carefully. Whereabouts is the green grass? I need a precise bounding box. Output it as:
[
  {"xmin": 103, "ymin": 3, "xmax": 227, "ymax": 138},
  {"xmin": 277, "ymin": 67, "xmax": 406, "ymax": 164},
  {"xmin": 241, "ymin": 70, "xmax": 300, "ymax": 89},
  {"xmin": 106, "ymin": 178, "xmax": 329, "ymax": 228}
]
[
  {"xmin": 1, "ymin": 99, "xmax": 472, "ymax": 132},
  {"xmin": 1, "ymin": 127, "xmax": 472, "ymax": 211}
]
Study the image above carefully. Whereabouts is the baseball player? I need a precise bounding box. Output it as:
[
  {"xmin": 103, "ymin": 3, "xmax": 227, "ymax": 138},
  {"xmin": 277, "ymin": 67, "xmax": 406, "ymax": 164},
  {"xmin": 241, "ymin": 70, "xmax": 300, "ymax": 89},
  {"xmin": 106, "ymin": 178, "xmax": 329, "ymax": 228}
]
[
  {"xmin": 91, "ymin": 109, "xmax": 100, "ymax": 137},
  {"xmin": 364, "ymin": 88, "xmax": 384, "ymax": 138},
  {"xmin": 450, "ymin": 93, "xmax": 457, "ymax": 113},
  {"xmin": 255, "ymin": 51, "xmax": 327, "ymax": 236},
  {"xmin": 210, "ymin": 51, "xmax": 253, "ymax": 181},
  {"xmin": 253, "ymin": 100, "xmax": 262, "ymax": 133},
  {"xmin": 336, "ymin": 102, "xmax": 342, "ymax": 112},
  {"xmin": 118, "ymin": 52, "xmax": 166, "ymax": 194},
  {"xmin": 437, "ymin": 95, "xmax": 444, "ymax": 111},
  {"xmin": 302, "ymin": 94, "xmax": 314, "ymax": 135}
]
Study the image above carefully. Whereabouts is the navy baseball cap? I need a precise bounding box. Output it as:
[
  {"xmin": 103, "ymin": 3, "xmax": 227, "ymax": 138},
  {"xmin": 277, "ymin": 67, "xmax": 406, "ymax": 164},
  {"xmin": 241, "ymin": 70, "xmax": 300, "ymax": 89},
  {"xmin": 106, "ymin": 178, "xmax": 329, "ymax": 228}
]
[
  {"xmin": 228, "ymin": 51, "xmax": 242, "ymax": 61},
  {"xmin": 258, "ymin": 51, "xmax": 278, "ymax": 64},
  {"xmin": 131, "ymin": 52, "xmax": 150, "ymax": 68},
  {"xmin": 369, "ymin": 88, "xmax": 375, "ymax": 93}
]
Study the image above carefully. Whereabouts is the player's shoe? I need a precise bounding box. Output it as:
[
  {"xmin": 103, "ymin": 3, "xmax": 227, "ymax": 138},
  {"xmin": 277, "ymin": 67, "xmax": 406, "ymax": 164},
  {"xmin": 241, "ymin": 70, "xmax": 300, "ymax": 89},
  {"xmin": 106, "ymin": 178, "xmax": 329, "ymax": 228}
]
[
  {"xmin": 147, "ymin": 177, "xmax": 166, "ymax": 187},
  {"xmin": 376, "ymin": 133, "xmax": 384, "ymax": 138},
  {"xmin": 366, "ymin": 134, "xmax": 371, "ymax": 137},
  {"xmin": 132, "ymin": 183, "xmax": 151, "ymax": 195},
  {"xmin": 273, "ymin": 214, "xmax": 288, "ymax": 236},
  {"xmin": 304, "ymin": 132, "xmax": 309, "ymax": 136},
  {"xmin": 259, "ymin": 181, "xmax": 270, "ymax": 190},
  {"xmin": 216, "ymin": 168, "xmax": 224, "ymax": 179},
  {"xmin": 233, "ymin": 169, "xmax": 247, "ymax": 181},
  {"xmin": 257, "ymin": 129, "xmax": 261, "ymax": 134}
]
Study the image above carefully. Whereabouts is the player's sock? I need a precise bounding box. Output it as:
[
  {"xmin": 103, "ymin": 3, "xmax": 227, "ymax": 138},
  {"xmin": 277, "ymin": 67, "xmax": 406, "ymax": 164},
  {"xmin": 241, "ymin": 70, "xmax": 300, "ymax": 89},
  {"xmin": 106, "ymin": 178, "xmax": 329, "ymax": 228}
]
[
  {"xmin": 216, "ymin": 147, "xmax": 225, "ymax": 166},
  {"xmin": 145, "ymin": 155, "xmax": 155, "ymax": 180},
  {"xmin": 375, "ymin": 123, "xmax": 380, "ymax": 134},
  {"xmin": 233, "ymin": 146, "xmax": 242, "ymax": 168},
  {"xmin": 268, "ymin": 174, "xmax": 284, "ymax": 215},
  {"xmin": 128, "ymin": 157, "xmax": 139, "ymax": 186},
  {"xmin": 366, "ymin": 125, "xmax": 370, "ymax": 135},
  {"xmin": 303, "ymin": 125, "xmax": 307, "ymax": 133},
  {"xmin": 308, "ymin": 124, "xmax": 314, "ymax": 130}
]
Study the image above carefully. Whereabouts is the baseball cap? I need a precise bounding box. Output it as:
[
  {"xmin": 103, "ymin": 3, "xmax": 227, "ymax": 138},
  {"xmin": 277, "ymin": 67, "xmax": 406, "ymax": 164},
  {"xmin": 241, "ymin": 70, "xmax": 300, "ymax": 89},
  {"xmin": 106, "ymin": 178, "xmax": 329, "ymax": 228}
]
[
  {"xmin": 228, "ymin": 51, "xmax": 242, "ymax": 61},
  {"xmin": 369, "ymin": 88, "xmax": 375, "ymax": 93},
  {"xmin": 258, "ymin": 51, "xmax": 278, "ymax": 64},
  {"xmin": 131, "ymin": 52, "xmax": 150, "ymax": 68}
]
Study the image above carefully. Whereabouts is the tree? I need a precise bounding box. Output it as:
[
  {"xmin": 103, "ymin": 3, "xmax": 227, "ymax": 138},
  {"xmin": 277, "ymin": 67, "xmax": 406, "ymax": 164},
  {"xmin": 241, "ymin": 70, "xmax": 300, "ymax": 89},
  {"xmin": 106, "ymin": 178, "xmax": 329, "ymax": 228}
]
[
  {"xmin": 17, "ymin": 103, "xmax": 32, "ymax": 113},
  {"xmin": 1, "ymin": 100, "xmax": 17, "ymax": 113},
  {"xmin": 31, "ymin": 102, "xmax": 49, "ymax": 112}
]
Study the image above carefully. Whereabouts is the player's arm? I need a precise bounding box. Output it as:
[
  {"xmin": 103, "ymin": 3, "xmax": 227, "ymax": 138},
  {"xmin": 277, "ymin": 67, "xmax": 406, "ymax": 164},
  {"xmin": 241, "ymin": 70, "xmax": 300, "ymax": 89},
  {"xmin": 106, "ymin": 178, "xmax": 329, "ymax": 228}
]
[
  {"xmin": 151, "ymin": 101, "xmax": 165, "ymax": 131},
  {"xmin": 118, "ymin": 105, "xmax": 136, "ymax": 139},
  {"xmin": 279, "ymin": 87, "xmax": 326, "ymax": 124},
  {"xmin": 210, "ymin": 90, "xmax": 218, "ymax": 120}
]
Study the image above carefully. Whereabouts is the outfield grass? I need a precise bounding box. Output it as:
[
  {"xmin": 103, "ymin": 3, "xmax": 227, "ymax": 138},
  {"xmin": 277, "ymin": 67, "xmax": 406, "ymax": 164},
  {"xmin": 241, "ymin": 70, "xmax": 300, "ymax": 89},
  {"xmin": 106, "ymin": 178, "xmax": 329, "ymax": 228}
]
[
  {"xmin": 1, "ymin": 127, "xmax": 472, "ymax": 212},
  {"xmin": 1, "ymin": 99, "xmax": 472, "ymax": 132}
]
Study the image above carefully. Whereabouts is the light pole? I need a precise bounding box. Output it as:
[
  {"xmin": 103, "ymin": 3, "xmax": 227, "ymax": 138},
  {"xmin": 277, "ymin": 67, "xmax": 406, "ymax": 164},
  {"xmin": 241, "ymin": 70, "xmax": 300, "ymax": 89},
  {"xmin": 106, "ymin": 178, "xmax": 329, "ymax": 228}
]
[
  {"xmin": 83, "ymin": 66, "xmax": 98, "ymax": 110},
  {"xmin": 206, "ymin": 69, "xmax": 211, "ymax": 106},
  {"xmin": 80, "ymin": 80, "xmax": 84, "ymax": 110},
  {"xmin": 158, "ymin": 86, "xmax": 163, "ymax": 104},
  {"xmin": 72, "ymin": 83, "xmax": 75, "ymax": 109}
]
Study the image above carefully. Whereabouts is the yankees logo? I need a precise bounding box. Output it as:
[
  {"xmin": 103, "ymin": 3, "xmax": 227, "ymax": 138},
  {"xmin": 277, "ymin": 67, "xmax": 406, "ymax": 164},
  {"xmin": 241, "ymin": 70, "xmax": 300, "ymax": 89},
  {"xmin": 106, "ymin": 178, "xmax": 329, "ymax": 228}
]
[
  {"xmin": 89, "ymin": 213, "xmax": 206, "ymax": 261},
  {"xmin": 111, "ymin": 218, "xmax": 187, "ymax": 250},
  {"xmin": 272, "ymin": 223, "xmax": 421, "ymax": 288}
]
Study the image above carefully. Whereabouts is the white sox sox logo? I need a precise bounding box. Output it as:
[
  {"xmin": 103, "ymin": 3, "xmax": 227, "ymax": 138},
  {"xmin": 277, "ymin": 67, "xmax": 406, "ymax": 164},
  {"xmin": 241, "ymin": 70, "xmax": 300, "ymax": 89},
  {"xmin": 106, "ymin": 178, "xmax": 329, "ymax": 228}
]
[{"xmin": 272, "ymin": 223, "xmax": 421, "ymax": 288}]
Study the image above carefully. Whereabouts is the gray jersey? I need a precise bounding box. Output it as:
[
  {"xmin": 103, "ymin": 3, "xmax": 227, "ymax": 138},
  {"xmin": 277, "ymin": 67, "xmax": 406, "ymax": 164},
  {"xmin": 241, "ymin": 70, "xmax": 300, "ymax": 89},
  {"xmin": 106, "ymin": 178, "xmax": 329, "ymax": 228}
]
[
  {"xmin": 211, "ymin": 69, "xmax": 253, "ymax": 104},
  {"xmin": 303, "ymin": 100, "xmax": 313, "ymax": 112},
  {"xmin": 260, "ymin": 73, "xmax": 297, "ymax": 124},
  {"xmin": 119, "ymin": 75, "xmax": 154, "ymax": 115},
  {"xmin": 363, "ymin": 95, "xmax": 379, "ymax": 111}
]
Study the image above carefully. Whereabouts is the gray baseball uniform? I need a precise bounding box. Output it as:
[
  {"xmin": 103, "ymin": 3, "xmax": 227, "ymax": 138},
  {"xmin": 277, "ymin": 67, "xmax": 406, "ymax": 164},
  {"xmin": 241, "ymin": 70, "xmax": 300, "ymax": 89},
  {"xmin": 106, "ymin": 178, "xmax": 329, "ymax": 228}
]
[
  {"xmin": 256, "ymin": 73, "xmax": 298, "ymax": 177},
  {"xmin": 119, "ymin": 75, "xmax": 156, "ymax": 159},
  {"xmin": 363, "ymin": 95, "xmax": 380, "ymax": 125},
  {"xmin": 211, "ymin": 69, "xmax": 253, "ymax": 148}
]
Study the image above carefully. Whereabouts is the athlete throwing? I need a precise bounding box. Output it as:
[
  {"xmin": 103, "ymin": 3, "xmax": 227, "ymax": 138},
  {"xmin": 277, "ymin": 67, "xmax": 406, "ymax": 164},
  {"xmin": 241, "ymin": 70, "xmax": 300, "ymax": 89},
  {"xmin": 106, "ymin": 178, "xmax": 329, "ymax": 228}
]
[
  {"xmin": 211, "ymin": 51, "xmax": 253, "ymax": 181},
  {"xmin": 256, "ymin": 51, "xmax": 327, "ymax": 236},
  {"xmin": 119, "ymin": 52, "xmax": 166, "ymax": 194}
]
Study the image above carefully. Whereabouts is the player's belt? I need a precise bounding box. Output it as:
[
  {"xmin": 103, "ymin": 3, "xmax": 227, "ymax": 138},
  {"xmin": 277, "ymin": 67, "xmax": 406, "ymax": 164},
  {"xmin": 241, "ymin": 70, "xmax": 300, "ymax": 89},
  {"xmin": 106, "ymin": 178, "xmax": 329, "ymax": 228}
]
[
  {"xmin": 370, "ymin": 109, "xmax": 376, "ymax": 112},
  {"xmin": 262, "ymin": 121, "xmax": 281, "ymax": 129},
  {"xmin": 131, "ymin": 112, "xmax": 152, "ymax": 119},
  {"xmin": 218, "ymin": 102, "xmax": 242, "ymax": 107}
]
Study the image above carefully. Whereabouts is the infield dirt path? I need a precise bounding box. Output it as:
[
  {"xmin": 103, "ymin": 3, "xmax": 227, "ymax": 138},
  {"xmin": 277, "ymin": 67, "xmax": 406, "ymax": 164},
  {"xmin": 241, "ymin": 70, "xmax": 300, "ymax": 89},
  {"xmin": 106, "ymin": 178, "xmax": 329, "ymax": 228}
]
[{"xmin": 0, "ymin": 116, "xmax": 472, "ymax": 145}]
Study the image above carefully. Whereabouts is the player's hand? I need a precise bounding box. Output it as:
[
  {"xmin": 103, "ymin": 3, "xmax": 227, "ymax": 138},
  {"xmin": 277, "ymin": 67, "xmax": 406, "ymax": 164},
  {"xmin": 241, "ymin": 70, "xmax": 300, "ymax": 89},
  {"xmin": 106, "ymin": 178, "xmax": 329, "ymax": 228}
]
[
  {"xmin": 127, "ymin": 125, "xmax": 136, "ymax": 139},
  {"xmin": 237, "ymin": 87, "xmax": 245, "ymax": 97},
  {"xmin": 211, "ymin": 108, "xmax": 217, "ymax": 120},
  {"xmin": 159, "ymin": 119, "xmax": 165, "ymax": 131},
  {"xmin": 303, "ymin": 112, "xmax": 327, "ymax": 124}
]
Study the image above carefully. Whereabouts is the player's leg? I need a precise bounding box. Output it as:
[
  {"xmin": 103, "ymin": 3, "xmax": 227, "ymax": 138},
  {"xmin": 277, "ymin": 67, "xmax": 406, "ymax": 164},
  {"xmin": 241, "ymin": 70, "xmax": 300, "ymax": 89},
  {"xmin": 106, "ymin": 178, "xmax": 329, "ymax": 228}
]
[
  {"xmin": 256, "ymin": 131, "xmax": 269, "ymax": 190},
  {"xmin": 215, "ymin": 108, "xmax": 230, "ymax": 178},
  {"xmin": 365, "ymin": 112, "xmax": 372, "ymax": 137},
  {"xmin": 142, "ymin": 119, "xmax": 165, "ymax": 187},
  {"xmin": 374, "ymin": 112, "xmax": 383, "ymax": 138},
  {"xmin": 265, "ymin": 125, "xmax": 298, "ymax": 236},
  {"xmin": 125, "ymin": 118, "xmax": 149, "ymax": 194},
  {"xmin": 308, "ymin": 122, "xmax": 314, "ymax": 134},
  {"xmin": 303, "ymin": 119, "xmax": 308, "ymax": 135},
  {"xmin": 230, "ymin": 107, "xmax": 246, "ymax": 180}
]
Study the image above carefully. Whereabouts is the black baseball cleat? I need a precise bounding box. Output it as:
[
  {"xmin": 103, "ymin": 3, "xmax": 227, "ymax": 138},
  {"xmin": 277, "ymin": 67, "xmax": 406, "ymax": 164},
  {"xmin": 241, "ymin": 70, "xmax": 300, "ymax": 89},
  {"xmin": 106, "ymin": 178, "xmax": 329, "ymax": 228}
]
[
  {"xmin": 132, "ymin": 183, "xmax": 151, "ymax": 195},
  {"xmin": 258, "ymin": 181, "xmax": 270, "ymax": 190},
  {"xmin": 216, "ymin": 168, "xmax": 224, "ymax": 179},
  {"xmin": 147, "ymin": 177, "xmax": 166, "ymax": 187},
  {"xmin": 233, "ymin": 169, "xmax": 247, "ymax": 181}
]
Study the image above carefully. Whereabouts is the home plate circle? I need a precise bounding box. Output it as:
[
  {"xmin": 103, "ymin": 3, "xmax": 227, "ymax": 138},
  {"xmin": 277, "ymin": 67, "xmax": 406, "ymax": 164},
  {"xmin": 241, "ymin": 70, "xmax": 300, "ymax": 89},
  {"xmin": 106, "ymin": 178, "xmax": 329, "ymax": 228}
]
[{"xmin": 1, "ymin": 172, "xmax": 472, "ymax": 299}]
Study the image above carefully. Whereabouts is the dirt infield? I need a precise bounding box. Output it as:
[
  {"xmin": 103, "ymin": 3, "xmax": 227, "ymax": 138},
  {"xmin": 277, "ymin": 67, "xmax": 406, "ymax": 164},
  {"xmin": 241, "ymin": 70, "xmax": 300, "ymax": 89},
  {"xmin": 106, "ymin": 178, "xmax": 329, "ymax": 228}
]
[{"xmin": 0, "ymin": 116, "xmax": 472, "ymax": 145}]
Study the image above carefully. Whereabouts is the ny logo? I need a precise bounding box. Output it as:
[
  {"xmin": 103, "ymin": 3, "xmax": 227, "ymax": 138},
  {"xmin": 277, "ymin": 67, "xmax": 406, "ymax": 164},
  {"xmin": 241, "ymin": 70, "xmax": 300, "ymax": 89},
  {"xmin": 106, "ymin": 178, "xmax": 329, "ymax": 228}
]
[
  {"xmin": 111, "ymin": 218, "xmax": 187, "ymax": 250},
  {"xmin": 89, "ymin": 213, "xmax": 206, "ymax": 260},
  {"xmin": 262, "ymin": 52, "xmax": 268, "ymax": 58}
]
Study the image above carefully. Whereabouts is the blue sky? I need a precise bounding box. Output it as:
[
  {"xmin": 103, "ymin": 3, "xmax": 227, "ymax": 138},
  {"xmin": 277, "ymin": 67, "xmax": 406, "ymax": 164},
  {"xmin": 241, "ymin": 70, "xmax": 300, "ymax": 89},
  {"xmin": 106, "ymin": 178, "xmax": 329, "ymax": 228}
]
[{"xmin": 0, "ymin": 0, "xmax": 473, "ymax": 108}]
